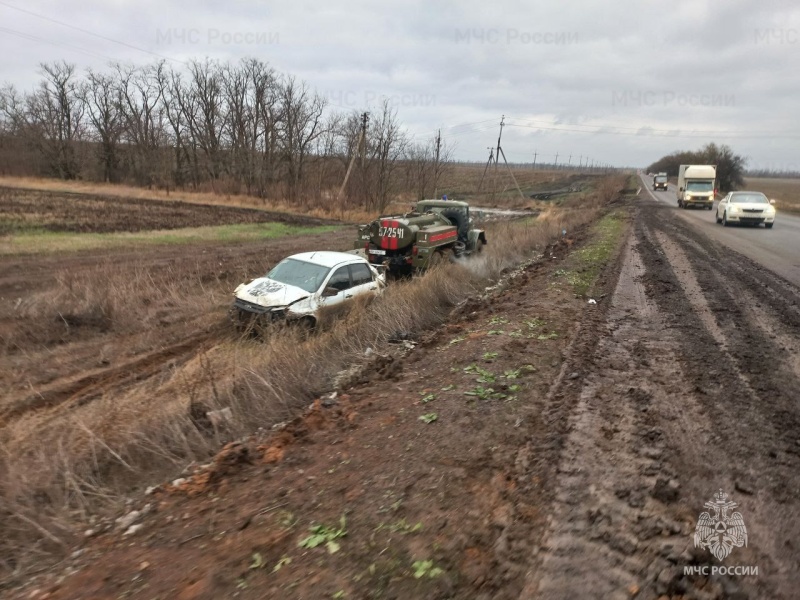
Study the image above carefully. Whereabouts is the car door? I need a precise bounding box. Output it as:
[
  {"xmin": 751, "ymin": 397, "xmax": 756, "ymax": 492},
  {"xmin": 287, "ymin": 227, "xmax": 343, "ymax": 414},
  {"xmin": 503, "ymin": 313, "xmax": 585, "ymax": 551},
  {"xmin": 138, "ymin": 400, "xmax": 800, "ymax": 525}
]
[
  {"xmin": 317, "ymin": 265, "xmax": 353, "ymax": 309},
  {"xmin": 347, "ymin": 262, "xmax": 379, "ymax": 300}
]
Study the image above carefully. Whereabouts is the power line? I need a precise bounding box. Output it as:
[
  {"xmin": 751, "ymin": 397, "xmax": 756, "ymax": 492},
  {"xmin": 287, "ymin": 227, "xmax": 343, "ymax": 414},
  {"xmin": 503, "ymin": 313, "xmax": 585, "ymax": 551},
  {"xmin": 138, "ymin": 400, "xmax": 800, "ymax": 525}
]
[
  {"xmin": 504, "ymin": 119, "xmax": 800, "ymax": 140},
  {"xmin": 0, "ymin": 0, "xmax": 186, "ymax": 64},
  {"xmin": 0, "ymin": 26, "xmax": 116, "ymax": 62}
]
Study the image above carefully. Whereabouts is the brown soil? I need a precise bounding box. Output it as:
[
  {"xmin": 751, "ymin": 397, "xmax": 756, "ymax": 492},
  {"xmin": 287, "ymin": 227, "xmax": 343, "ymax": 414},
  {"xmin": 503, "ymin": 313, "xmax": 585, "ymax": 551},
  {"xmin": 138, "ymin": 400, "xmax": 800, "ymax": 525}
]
[
  {"xmin": 0, "ymin": 229, "xmax": 351, "ymax": 422},
  {"xmin": 9, "ymin": 195, "xmax": 800, "ymax": 599},
  {"xmin": 0, "ymin": 187, "xmax": 337, "ymax": 234}
]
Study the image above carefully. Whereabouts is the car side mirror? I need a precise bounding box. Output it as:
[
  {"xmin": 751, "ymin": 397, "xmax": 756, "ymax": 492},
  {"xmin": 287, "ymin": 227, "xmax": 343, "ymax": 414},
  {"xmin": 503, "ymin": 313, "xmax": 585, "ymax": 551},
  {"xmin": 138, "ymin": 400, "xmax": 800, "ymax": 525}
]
[
  {"xmin": 770, "ymin": 199, "xmax": 776, "ymax": 205},
  {"xmin": 679, "ymin": 187, "xmax": 684, "ymax": 192},
  {"xmin": 322, "ymin": 287, "xmax": 339, "ymax": 297}
]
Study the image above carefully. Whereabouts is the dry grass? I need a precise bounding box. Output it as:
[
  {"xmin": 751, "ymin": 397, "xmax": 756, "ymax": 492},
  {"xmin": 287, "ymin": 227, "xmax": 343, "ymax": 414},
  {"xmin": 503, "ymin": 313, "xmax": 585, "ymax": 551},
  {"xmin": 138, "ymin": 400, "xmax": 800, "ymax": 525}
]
[
  {"xmin": 0, "ymin": 175, "xmax": 624, "ymax": 580},
  {"xmin": 742, "ymin": 177, "xmax": 800, "ymax": 214}
]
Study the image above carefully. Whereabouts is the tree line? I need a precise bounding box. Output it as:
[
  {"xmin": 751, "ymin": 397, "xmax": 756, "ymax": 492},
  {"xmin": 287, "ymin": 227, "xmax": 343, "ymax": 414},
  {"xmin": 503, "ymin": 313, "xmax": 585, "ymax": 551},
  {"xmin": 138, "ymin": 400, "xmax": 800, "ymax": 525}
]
[
  {"xmin": 646, "ymin": 143, "xmax": 745, "ymax": 192},
  {"xmin": 0, "ymin": 59, "xmax": 453, "ymax": 211}
]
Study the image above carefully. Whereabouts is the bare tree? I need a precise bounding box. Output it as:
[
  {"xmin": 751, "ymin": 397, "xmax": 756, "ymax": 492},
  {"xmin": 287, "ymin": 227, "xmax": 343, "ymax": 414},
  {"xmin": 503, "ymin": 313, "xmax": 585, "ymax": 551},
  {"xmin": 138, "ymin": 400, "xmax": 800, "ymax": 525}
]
[
  {"xmin": 186, "ymin": 59, "xmax": 226, "ymax": 188},
  {"xmin": 365, "ymin": 99, "xmax": 407, "ymax": 211},
  {"xmin": 114, "ymin": 62, "xmax": 167, "ymax": 187},
  {"xmin": 278, "ymin": 76, "xmax": 327, "ymax": 201},
  {"xmin": 24, "ymin": 62, "xmax": 85, "ymax": 179},
  {"xmin": 80, "ymin": 69, "xmax": 121, "ymax": 182}
]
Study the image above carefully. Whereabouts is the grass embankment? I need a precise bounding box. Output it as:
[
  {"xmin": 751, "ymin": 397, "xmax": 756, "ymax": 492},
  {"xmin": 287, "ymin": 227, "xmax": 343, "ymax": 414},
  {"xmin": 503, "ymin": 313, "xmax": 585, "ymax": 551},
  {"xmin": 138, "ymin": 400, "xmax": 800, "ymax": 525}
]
[
  {"xmin": 0, "ymin": 175, "xmax": 628, "ymax": 580},
  {"xmin": 552, "ymin": 211, "xmax": 627, "ymax": 297},
  {"xmin": 0, "ymin": 223, "xmax": 341, "ymax": 255}
]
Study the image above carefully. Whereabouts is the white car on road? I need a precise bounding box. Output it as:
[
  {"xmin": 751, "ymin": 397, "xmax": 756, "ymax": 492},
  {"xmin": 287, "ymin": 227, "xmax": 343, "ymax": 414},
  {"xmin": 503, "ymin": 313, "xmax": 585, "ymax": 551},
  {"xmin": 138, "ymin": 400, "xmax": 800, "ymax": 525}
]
[
  {"xmin": 233, "ymin": 251, "xmax": 386, "ymax": 330},
  {"xmin": 715, "ymin": 191, "xmax": 776, "ymax": 229}
]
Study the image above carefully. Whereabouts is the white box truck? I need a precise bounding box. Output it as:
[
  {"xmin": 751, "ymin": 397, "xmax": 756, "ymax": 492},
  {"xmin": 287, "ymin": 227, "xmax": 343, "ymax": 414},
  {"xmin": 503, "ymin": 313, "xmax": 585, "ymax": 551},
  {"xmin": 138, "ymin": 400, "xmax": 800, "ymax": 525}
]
[{"xmin": 677, "ymin": 165, "xmax": 716, "ymax": 210}]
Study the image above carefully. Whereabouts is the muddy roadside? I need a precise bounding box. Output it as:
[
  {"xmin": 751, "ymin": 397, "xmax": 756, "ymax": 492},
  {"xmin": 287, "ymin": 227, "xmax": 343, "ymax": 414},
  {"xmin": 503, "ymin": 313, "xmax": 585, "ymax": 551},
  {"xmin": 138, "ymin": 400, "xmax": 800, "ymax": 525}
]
[
  {"xmin": 13, "ymin": 193, "xmax": 800, "ymax": 600},
  {"xmin": 10, "ymin": 205, "xmax": 631, "ymax": 599}
]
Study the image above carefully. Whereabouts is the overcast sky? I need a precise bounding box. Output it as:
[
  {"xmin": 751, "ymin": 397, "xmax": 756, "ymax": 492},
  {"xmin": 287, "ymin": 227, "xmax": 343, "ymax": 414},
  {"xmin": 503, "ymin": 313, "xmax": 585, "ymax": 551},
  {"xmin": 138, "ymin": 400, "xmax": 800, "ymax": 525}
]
[{"xmin": 2, "ymin": 0, "xmax": 799, "ymax": 170}]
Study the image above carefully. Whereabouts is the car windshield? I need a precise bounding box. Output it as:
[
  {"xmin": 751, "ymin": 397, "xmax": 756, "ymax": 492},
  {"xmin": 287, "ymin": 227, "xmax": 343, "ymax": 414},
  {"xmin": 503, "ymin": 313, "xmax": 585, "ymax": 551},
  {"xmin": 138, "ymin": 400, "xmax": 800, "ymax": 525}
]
[
  {"xmin": 730, "ymin": 193, "xmax": 769, "ymax": 204},
  {"xmin": 655, "ymin": 176, "xmax": 667, "ymax": 182},
  {"xmin": 686, "ymin": 181, "xmax": 714, "ymax": 192},
  {"xmin": 267, "ymin": 258, "xmax": 331, "ymax": 293}
]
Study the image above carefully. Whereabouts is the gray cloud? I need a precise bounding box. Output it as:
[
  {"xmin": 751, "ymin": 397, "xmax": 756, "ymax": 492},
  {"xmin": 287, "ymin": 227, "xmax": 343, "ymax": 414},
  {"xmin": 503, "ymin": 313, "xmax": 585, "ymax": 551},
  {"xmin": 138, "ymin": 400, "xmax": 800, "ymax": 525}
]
[{"xmin": 1, "ymin": 0, "xmax": 798, "ymax": 168}]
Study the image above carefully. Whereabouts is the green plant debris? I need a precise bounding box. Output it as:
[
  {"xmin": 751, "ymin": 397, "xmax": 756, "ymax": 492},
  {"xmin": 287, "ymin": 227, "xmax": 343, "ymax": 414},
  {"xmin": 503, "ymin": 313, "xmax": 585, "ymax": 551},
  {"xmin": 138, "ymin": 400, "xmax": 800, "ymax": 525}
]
[
  {"xmin": 482, "ymin": 352, "xmax": 498, "ymax": 360},
  {"xmin": 272, "ymin": 556, "xmax": 292, "ymax": 572},
  {"xmin": 525, "ymin": 317, "xmax": 547, "ymax": 329},
  {"xmin": 419, "ymin": 413, "xmax": 438, "ymax": 424},
  {"xmin": 464, "ymin": 386, "xmax": 506, "ymax": 400},
  {"xmin": 412, "ymin": 560, "xmax": 445, "ymax": 579},
  {"xmin": 489, "ymin": 316, "xmax": 509, "ymax": 325},
  {"xmin": 249, "ymin": 552, "xmax": 265, "ymax": 570},
  {"xmin": 420, "ymin": 393, "xmax": 436, "ymax": 403},
  {"xmin": 299, "ymin": 516, "xmax": 347, "ymax": 554},
  {"xmin": 376, "ymin": 519, "xmax": 424, "ymax": 534},
  {"xmin": 487, "ymin": 329, "xmax": 504, "ymax": 335},
  {"xmin": 449, "ymin": 336, "xmax": 466, "ymax": 345},
  {"xmin": 475, "ymin": 367, "xmax": 496, "ymax": 383},
  {"xmin": 440, "ymin": 384, "xmax": 455, "ymax": 391},
  {"xmin": 536, "ymin": 332, "xmax": 559, "ymax": 340}
]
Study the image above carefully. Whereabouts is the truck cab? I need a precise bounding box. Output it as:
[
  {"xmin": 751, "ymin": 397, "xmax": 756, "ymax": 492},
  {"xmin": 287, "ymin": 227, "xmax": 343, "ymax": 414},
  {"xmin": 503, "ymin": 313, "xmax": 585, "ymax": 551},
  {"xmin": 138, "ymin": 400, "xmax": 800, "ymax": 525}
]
[{"xmin": 653, "ymin": 173, "xmax": 668, "ymax": 191}]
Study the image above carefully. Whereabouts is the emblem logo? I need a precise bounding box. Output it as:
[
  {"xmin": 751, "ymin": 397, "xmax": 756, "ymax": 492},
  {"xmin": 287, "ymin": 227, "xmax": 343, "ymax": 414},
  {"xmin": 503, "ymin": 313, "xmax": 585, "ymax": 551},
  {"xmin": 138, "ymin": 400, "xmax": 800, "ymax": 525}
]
[{"xmin": 694, "ymin": 489, "xmax": 748, "ymax": 561}]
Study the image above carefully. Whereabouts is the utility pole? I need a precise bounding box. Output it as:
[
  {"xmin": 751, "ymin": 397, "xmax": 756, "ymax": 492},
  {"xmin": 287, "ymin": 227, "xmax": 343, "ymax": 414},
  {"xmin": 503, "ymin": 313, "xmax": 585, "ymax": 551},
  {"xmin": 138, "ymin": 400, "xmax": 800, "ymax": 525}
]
[
  {"xmin": 532, "ymin": 151, "xmax": 538, "ymax": 169},
  {"xmin": 568, "ymin": 153, "xmax": 572, "ymax": 169},
  {"xmin": 337, "ymin": 111, "xmax": 369, "ymax": 201},
  {"xmin": 478, "ymin": 147, "xmax": 495, "ymax": 193},
  {"xmin": 554, "ymin": 152, "xmax": 559, "ymax": 170},
  {"xmin": 433, "ymin": 128, "xmax": 441, "ymax": 197},
  {"xmin": 498, "ymin": 146, "xmax": 525, "ymax": 199},
  {"xmin": 491, "ymin": 115, "xmax": 505, "ymax": 201},
  {"xmin": 360, "ymin": 111, "xmax": 369, "ymax": 168}
]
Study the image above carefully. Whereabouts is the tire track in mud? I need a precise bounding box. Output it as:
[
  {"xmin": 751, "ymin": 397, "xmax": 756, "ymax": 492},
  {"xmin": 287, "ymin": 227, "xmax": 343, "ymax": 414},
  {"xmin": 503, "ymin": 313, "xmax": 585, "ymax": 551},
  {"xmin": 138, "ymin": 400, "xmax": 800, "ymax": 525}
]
[
  {"xmin": 527, "ymin": 201, "xmax": 800, "ymax": 599},
  {"xmin": 0, "ymin": 326, "xmax": 224, "ymax": 428}
]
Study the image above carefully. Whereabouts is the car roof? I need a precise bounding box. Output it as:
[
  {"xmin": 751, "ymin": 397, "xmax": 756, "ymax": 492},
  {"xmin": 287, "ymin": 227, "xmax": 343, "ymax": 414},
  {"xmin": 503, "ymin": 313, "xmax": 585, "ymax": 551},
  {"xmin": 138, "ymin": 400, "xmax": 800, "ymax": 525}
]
[{"xmin": 288, "ymin": 251, "xmax": 365, "ymax": 268}]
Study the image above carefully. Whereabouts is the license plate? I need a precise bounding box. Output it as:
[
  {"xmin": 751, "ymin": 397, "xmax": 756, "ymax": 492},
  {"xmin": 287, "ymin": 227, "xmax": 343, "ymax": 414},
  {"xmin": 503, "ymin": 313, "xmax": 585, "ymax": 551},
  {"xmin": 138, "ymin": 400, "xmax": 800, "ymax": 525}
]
[{"xmin": 369, "ymin": 249, "xmax": 386, "ymax": 255}]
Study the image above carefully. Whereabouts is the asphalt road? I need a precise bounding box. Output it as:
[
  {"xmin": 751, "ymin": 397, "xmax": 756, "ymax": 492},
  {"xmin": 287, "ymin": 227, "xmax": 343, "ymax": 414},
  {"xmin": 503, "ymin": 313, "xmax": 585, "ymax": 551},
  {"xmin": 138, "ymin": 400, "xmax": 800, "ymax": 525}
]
[{"xmin": 639, "ymin": 174, "xmax": 800, "ymax": 286}]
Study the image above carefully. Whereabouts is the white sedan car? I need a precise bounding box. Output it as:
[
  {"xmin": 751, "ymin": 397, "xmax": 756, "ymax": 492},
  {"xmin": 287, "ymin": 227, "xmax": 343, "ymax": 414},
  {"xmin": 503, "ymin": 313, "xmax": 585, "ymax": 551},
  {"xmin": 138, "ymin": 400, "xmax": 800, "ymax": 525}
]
[
  {"xmin": 232, "ymin": 251, "xmax": 386, "ymax": 330},
  {"xmin": 715, "ymin": 191, "xmax": 776, "ymax": 228}
]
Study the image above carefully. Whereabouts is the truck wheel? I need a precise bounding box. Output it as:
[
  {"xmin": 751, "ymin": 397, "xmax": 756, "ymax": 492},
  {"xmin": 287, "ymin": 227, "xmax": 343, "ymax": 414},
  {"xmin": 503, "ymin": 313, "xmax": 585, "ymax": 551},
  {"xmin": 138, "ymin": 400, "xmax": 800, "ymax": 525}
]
[{"xmin": 428, "ymin": 249, "xmax": 450, "ymax": 269}]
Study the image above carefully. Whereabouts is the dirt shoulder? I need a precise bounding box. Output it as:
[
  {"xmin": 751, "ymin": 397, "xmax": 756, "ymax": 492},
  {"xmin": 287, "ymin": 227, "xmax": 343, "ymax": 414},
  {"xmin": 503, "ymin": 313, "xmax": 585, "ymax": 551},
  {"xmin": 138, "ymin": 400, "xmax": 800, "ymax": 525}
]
[{"xmin": 12, "ymin": 207, "xmax": 628, "ymax": 599}]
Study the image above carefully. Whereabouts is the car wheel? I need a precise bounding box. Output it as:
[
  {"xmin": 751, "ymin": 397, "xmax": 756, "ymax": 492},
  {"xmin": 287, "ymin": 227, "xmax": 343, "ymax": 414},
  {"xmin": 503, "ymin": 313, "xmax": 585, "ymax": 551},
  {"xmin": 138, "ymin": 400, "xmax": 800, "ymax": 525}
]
[
  {"xmin": 765, "ymin": 223, "xmax": 774, "ymax": 229},
  {"xmin": 722, "ymin": 212, "xmax": 729, "ymax": 227},
  {"xmin": 715, "ymin": 210, "xmax": 722, "ymax": 224}
]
